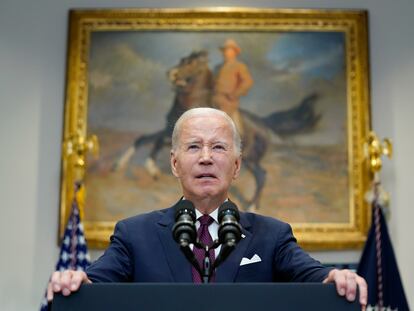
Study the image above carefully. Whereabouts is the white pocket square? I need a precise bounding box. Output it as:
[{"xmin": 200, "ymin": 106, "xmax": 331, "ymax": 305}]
[{"xmin": 240, "ymin": 254, "xmax": 262, "ymax": 266}]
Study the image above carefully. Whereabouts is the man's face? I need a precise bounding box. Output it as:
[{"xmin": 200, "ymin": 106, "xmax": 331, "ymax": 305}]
[
  {"xmin": 170, "ymin": 114, "xmax": 241, "ymax": 203},
  {"xmin": 222, "ymin": 47, "xmax": 237, "ymax": 61}
]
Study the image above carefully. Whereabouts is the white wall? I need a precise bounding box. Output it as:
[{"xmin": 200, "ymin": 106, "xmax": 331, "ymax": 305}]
[{"xmin": 0, "ymin": 0, "xmax": 412, "ymax": 309}]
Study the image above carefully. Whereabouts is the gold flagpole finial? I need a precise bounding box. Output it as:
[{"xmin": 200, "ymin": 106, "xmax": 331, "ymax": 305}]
[
  {"xmin": 63, "ymin": 131, "xmax": 99, "ymax": 219},
  {"xmin": 365, "ymin": 131, "xmax": 392, "ymax": 174},
  {"xmin": 63, "ymin": 131, "xmax": 100, "ymax": 182},
  {"xmin": 364, "ymin": 131, "xmax": 393, "ymax": 211}
]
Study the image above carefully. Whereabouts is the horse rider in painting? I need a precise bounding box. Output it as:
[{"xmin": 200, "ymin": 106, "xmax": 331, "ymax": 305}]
[{"xmin": 213, "ymin": 39, "xmax": 254, "ymax": 138}]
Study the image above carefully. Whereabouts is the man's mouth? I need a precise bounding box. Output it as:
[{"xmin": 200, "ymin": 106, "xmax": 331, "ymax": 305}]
[{"xmin": 195, "ymin": 173, "xmax": 217, "ymax": 179}]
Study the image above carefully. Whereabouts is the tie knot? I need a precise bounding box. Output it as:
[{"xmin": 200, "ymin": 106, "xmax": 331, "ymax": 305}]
[{"xmin": 199, "ymin": 215, "xmax": 214, "ymax": 226}]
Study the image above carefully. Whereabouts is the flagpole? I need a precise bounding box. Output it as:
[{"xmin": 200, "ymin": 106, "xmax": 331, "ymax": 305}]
[
  {"xmin": 363, "ymin": 131, "xmax": 397, "ymax": 310},
  {"xmin": 40, "ymin": 133, "xmax": 99, "ymax": 310},
  {"xmin": 373, "ymin": 178, "xmax": 384, "ymax": 310},
  {"xmin": 367, "ymin": 131, "xmax": 392, "ymax": 310}
]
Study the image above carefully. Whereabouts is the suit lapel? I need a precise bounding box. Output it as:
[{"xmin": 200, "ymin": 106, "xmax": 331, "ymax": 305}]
[
  {"xmin": 157, "ymin": 204, "xmax": 192, "ymax": 282},
  {"xmin": 215, "ymin": 213, "xmax": 253, "ymax": 282}
]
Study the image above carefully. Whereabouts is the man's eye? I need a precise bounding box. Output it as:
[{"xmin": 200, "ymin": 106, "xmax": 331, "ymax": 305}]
[
  {"xmin": 213, "ymin": 144, "xmax": 226, "ymax": 151},
  {"xmin": 188, "ymin": 145, "xmax": 200, "ymax": 150}
]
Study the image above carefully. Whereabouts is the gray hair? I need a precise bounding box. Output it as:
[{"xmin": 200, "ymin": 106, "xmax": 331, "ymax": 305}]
[{"xmin": 171, "ymin": 107, "xmax": 242, "ymax": 155}]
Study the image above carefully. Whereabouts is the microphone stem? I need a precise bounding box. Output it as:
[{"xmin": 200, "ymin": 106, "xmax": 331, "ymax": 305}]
[{"xmin": 202, "ymin": 245, "xmax": 211, "ymax": 283}]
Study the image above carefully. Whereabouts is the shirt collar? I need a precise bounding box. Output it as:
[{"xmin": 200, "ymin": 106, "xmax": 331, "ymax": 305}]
[
  {"xmin": 195, "ymin": 208, "xmax": 219, "ymax": 224},
  {"xmin": 182, "ymin": 197, "xmax": 227, "ymax": 224}
]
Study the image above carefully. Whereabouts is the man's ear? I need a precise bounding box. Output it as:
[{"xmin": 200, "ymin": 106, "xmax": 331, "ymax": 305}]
[
  {"xmin": 232, "ymin": 155, "xmax": 242, "ymax": 180},
  {"xmin": 170, "ymin": 150, "xmax": 180, "ymax": 178}
]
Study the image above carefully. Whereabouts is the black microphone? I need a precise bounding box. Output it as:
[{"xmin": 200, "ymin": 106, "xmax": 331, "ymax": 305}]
[
  {"xmin": 214, "ymin": 201, "xmax": 243, "ymax": 269},
  {"xmin": 172, "ymin": 199, "xmax": 197, "ymax": 247},
  {"xmin": 218, "ymin": 201, "xmax": 242, "ymax": 248}
]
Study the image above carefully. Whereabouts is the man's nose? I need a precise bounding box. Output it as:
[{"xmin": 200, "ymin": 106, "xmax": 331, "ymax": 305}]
[{"xmin": 199, "ymin": 146, "xmax": 213, "ymax": 164}]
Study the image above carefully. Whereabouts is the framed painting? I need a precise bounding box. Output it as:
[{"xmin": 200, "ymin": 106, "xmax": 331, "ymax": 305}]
[{"xmin": 59, "ymin": 8, "xmax": 372, "ymax": 250}]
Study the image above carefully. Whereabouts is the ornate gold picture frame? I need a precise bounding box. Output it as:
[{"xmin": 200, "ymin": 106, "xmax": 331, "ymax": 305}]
[{"xmin": 60, "ymin": 8, "xmax": 371, "ymax": 250}]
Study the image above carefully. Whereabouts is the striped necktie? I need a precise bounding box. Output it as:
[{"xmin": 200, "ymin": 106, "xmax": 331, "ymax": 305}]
[{"xmin": 192, "ymin": 215, "xmax": 215, "ymax": 283}]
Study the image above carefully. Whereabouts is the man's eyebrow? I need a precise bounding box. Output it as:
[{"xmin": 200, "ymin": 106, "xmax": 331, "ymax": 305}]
[
  {"xmin": 212, "ymin": 140, "xmax": 229, "ymax": 145},
  {"xmin": 183, "ymin": 139, "xmax": 202, "ymax": 144},
  {"xmin": 182, "ymin": 139, "xmax": 230, "ymax": 145}
]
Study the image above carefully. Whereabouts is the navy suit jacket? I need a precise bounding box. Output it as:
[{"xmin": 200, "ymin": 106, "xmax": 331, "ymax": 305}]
[{"xmin": 86, "ymin": 202, "xmax": 331, "ymax": 283}]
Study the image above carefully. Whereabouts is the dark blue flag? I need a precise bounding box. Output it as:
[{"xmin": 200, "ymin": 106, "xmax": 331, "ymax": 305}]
[
  {"xmin": 357, "ymin": 201, "xmax": 410, "ymax": 310},
  {"xmin": 40, "ymin": 182, "xmax": 91, "ymax": 310}
]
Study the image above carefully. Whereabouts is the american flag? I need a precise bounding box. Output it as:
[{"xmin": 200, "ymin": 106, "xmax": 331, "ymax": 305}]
[
  {"xmin": 40, "ymin": 182, "xmax": 91, "ymax": 310},
  {"xmin": 357, "ymin": 181, "xmax": 410, "ymax": 311}
]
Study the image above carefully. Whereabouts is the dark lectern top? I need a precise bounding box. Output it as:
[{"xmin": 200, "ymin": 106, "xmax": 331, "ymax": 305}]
[{"xmin": 52, "ymin": 283, "xmax": 359, "ymax": 311}]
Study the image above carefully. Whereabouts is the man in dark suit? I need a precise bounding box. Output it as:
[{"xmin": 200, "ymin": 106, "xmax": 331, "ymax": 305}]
[{"xmin": 48, "ymin": 108, "xmax": 367, "ymax": 308}]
